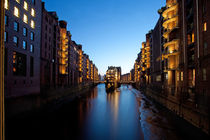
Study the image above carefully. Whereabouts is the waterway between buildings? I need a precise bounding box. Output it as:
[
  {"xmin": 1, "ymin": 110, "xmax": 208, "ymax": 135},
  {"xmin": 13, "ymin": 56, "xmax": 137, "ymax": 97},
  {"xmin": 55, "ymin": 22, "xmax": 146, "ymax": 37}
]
[{"xmin": 6, "ymin": 84, "xmax": 209, "ymax": 140}]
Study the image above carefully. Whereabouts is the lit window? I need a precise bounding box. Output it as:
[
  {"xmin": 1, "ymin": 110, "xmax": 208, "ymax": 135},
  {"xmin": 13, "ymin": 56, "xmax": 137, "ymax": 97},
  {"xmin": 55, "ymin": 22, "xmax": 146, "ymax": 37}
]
[
  {"xmin": 203, "ymin": 69, "xmax": 207, "ymax": 81},
  {"xmin": 204, "ymin": 22, "xmax": 207, "ymax": 31},
  {"xmin": 181, "ymin": 72, "xmax": 183, "ymax": 81},
  {"xmin": 30, "ymin": 44, "xmax": 34, "ymax": 53},
  {"xmin": 192, "ymin": 33, "xmax": 195, "ymax": 43},
  {"xmin": 23, "ymin": 41, "xmax": 27, "ymax": 50},
  {"xmin": 23, "ymin": 27, "xmax": 27, "ymax": 36},
  {"xmin": 177, "ymin": 72, "xmax": 179, "ymax": 81},
  {"xmin": 24, "ymin": 1, "xmax": 28, "ymax": 11},
  {"xmin": 14, "ymin": 7, "xmax": 19, "ymax": 17},
  {"xmin": 23, "ymin": 14, "xmax": 28, "ymax": 23},
  {"xmin": 13, "ymin": 52, "xmax": 27, "ymax": 76},
  {"xmin": 30, "ymin": 32, "xmax": 34, "ymax": 40},
  {"xmin": 31, "ymin": 8, "xmax": 35, "ymax": 17},
  {"xmin": 14, "ymin": 21, "xmax": 19, "ymax": 32},
  {"xmin": 13, "ymin": 36, "xmax": 18, "ymax": 46},
  {"xmin": 31, "ymin": 20, "xmax": 35, "ymax": 29},
  {"xmin": 5, "ymin": 0, "xmax": 9, "ymax": 9},
  {"xmin": 16, "ymin": 0, "xmax": 20, "ymax": 3}
]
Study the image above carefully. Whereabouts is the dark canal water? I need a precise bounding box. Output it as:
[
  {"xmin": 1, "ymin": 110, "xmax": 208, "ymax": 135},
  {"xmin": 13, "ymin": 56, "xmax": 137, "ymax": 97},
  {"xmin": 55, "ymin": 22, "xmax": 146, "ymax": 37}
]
[{"xmin": 6, "ymin": 84, "xmax": 209, "ymax": 140}]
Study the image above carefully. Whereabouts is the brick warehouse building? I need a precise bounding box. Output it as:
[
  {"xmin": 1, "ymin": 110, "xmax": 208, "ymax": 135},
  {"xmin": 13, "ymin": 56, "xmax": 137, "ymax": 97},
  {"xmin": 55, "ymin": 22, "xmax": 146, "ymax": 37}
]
[
  {"xmin": 133, "ymin": 0, "xmax": 210, "ymax": 134},
  {"xmin": 69, "ymin": 40, "xmax": 80, "ymax": 86},
  {"xmin": 4, "ymin": 0, "xmax": 42, "ymax": 98},
  {"xmin": 41, "ymin": 2, "xmax": 60, "ymax": 90}
]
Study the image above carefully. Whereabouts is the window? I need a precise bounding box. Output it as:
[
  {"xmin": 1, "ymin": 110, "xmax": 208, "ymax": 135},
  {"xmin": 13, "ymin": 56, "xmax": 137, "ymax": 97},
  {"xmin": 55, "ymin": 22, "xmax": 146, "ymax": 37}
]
[
  {"xmin": 181, "ymin": 72, "xmax": 183, "ymax": 81},
  {"xmin": 203, "ymin": 69, "xmax": 207, "ymax": 81},
  {"xmin": 32, "ymin": 0, "xmax": 35, "ymax": 5},
  {"xmin": 24, "ymin": 1, "xmax": 28, "ymax": 11},
  {"xmin": 23, "ymin": 14, "xmax": 28, "ymax": 23},
  {"xmin": 13, "ymin": 52, "xmax": 27, "ymax": 76},
  {"xmin": 30, "ymin": 44, "xmax": 34, "ymax": 53},
  {"xmin": 31, "ymin": 20, "xmax": 35, "ymax": 29},
  {"xmin": 165, "ymin": 73, "xmax": 168, "ymax": 80},
  {"xmin": 16, "ymin": 0, "xmax": 20, "ymax": 3},
  {"xmin": 5, "ymin": 0, "xmax": 9, "ymax": 9},
  {"xmin": 30, "ymin": 32, "xmax": 34, "ymax": 40},
  {"xmin": 14, "ymin": 7, "xmax": 19, "ymax": 17},
  {"xmin": 4, "ymin": 32, "xmax": 8, "ymax": 42},
  {"xmin": 23, "ymin": 27, "xmax": 27, "ymax": 36},
  {"xmin": 204, "ymin": 42, "xmax": 207, "ymax": 56},
  {"xmin": 177, "ymin": 72, "xmax": 179, "ymax": 81},
  {"xmin": 14, "ymin": 21, "xmax": 19, "ymax": 31},
  {"xmin": 192, "ymin": 33, "xmax": 195, "ymax": 43},
  {"xmin": 13, "ymin": 36, "xmax": 18, "ymax": 46},
  {"xmin": 30, "ymin": 57, "xmax": 34, "ymax": 77},
  {"xmin": 31, "ymin": 8, "xmax": 35, "ymax": 17},
  {"xmin": 23, "ymin": 41, "xmax": 27, "ymax": 50},
  {"xmin": 5, "ymin": 15, "xmax": 8, "ymax": 26},
  {"xmin": 204, "ymin": 22, "xmax": 207, "ymax": 31}
]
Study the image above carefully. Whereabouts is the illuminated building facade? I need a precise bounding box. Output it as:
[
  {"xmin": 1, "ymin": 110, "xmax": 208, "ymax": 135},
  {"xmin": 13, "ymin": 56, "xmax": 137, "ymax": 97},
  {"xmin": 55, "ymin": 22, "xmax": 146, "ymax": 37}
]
[
  {"xmin": 78, "ymin": 45, "xmax": 83, "ymax": 83},
  {"xmin": 162, "ymin": 0, "xmax": 180, "ymax": 97},
  {"xmin": 59, "ymin": 20, "xmax": 69, "ymax": 86},
  {"xmin": 145, "ymin": 32, "xmax": 152, "ymax": 85},
  {"xmin": 134, "ymin": 53, "xmax": 141, "ymax": 83},
  {"xmin": 105, "ymin": 66, "xmax": 121, "ymax": 83},
  {"xmin": 90, "ymin": 61, "xmax": 93, "ymax": 81},
  {"xmin": 133, "ymin": 0, "xmax": 210, "ymax": 134},
  {"xmin": 4, "ymin": 0, "xmax": 42, "ymax": 97},
  {"xmin": 140, "ymin": 42, "xmax": 146, "ymax": 85}
]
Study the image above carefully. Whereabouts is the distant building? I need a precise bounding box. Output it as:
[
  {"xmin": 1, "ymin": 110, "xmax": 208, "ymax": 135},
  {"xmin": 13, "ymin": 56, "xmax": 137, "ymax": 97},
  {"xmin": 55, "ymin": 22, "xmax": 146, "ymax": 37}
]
[
  {"xmin": 121, "ymin": 73, "xmax": 130, "ymax": 82},
  {"xmin": 105, "ymin": 66, "xmax": 121, "ymax": 83}
]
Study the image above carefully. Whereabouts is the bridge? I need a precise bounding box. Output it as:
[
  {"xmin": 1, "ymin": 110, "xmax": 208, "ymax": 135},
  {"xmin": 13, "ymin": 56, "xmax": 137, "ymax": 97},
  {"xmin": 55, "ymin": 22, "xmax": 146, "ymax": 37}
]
[{"xmin": 94, "ymin": 81, "xmax": 135, "ymax": 85}]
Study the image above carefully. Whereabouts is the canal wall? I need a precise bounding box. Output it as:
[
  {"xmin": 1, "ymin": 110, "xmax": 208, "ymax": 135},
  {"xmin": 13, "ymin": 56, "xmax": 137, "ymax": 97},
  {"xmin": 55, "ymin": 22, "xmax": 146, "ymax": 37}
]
[
  {"xmin": 138, "ymin": 86, "xmax": 210, "ymax": 135},
  {"xmin": 5, "ymin": 83, "xmax": 97, "ymax": 118}
]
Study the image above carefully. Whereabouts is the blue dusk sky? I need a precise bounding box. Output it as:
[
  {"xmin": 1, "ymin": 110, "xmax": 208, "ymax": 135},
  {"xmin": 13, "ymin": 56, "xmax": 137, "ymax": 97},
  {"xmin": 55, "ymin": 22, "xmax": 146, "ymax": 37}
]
[{"xmin": 43, "ymin": 0, "xmax": 165, "ymax": 75}]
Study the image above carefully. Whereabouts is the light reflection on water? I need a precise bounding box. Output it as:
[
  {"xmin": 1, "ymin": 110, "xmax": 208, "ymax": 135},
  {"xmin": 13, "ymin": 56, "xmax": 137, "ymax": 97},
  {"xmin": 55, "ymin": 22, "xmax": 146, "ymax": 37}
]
[
  {"xmin": 78, "ymin": 84, "xmax": 142, "ymax": 140},
  {"xmin": 6, "ymin": 84, "xmax": 209, "ymax": 140}
]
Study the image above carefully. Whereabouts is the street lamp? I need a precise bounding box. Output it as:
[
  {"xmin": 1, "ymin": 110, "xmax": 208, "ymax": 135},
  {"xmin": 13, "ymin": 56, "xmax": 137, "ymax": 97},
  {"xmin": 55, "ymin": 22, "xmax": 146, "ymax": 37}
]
[{"xmin": 0, "ymin": 0, "xmax": 5, "ymax": 140}]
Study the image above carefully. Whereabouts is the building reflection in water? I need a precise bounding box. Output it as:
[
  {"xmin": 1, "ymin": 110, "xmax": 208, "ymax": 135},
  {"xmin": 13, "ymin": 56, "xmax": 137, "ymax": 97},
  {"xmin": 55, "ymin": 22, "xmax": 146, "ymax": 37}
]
[{"xmin": 107, "ymin": 90, "xmax": 120, "ymax": 130}]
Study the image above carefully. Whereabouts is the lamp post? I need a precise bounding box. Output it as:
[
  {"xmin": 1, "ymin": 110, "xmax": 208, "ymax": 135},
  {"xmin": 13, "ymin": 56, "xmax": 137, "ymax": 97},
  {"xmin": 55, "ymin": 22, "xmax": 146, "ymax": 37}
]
[{"xmin": 0, "ymin": 0, "xmax": 5, "ymax": 140}]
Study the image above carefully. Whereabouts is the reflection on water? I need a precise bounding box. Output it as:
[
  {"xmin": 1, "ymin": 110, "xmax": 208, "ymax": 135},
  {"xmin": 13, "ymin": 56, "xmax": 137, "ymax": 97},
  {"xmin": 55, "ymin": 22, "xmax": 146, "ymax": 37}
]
[
  {"xmin": 78, "ymin": 84, "xmax": 142, "ymax": 140},
  {"xmin": 6, "ymin": 84, "xmax": 209, "ymax": 140}
]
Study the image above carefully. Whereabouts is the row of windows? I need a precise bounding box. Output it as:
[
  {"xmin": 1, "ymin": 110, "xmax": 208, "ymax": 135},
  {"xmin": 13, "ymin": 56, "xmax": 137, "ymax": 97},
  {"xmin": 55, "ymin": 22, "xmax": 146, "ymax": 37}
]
[
  {"xmin": 5, "ymin": 17, "xmax": 35, "ymax": 40},
  {"xmin": 4, "ymin": 32, "xmax": 34, "ymax": 53},
  {"xmin": 15, "ymin": 0, "xmax": 36, "ymax": 5},
  {"xmin": 5, "ymin": 0, "xmax": 36, "ymax": 11},
  {"xmin": 5, "ymin": 1, "xmax": 36, "ymax": 28}
]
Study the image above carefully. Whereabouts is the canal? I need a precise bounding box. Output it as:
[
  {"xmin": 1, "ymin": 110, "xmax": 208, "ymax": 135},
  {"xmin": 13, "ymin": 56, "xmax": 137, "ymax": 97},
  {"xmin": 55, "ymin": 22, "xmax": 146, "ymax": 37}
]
[{"xmin": 6, "ymin": 84, "xmax": 209, "ymax": 140}]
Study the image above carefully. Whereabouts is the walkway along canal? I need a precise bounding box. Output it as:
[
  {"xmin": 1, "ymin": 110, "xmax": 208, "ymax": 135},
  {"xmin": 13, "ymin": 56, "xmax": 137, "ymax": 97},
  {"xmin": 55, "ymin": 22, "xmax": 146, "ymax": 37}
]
[{"xmin": 6, "ymin": 84, "xmax": 209, "ymax": 140}]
